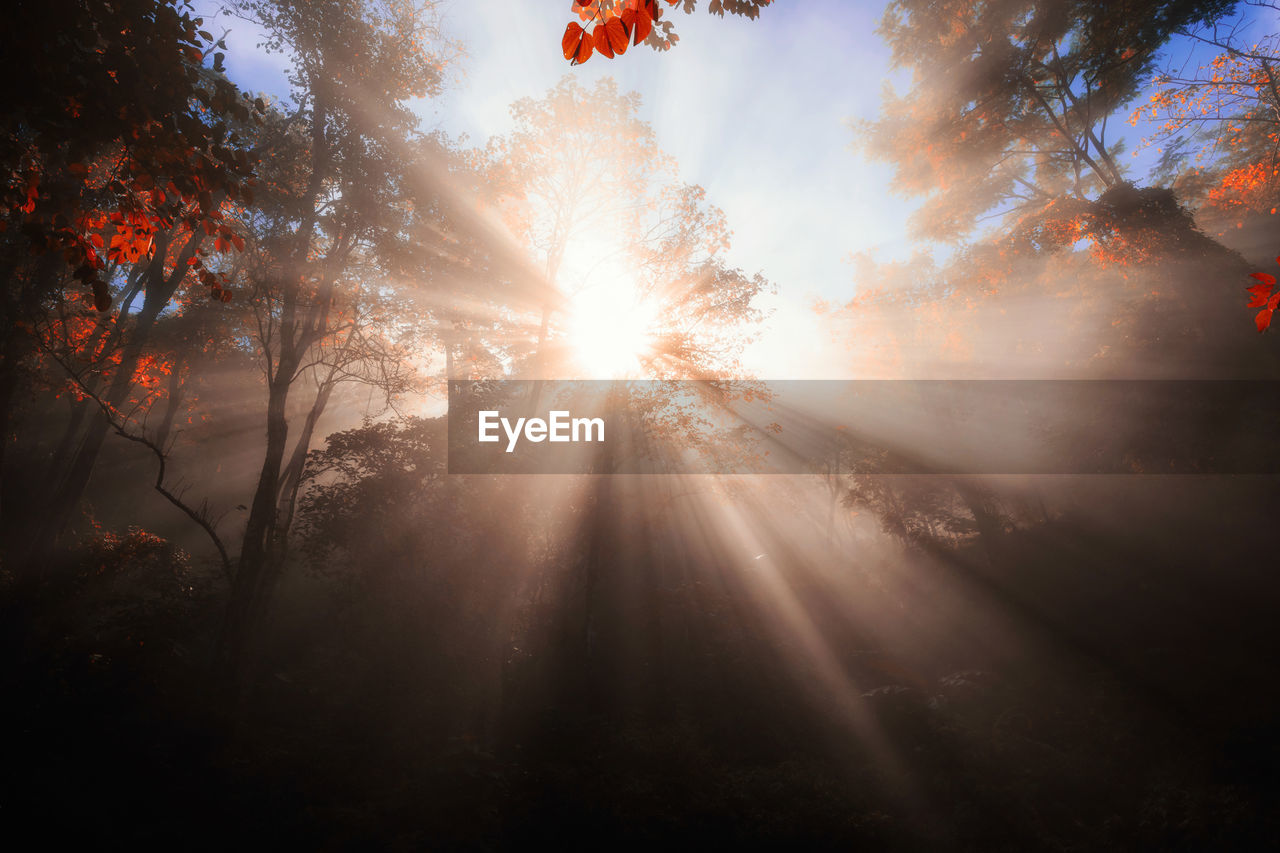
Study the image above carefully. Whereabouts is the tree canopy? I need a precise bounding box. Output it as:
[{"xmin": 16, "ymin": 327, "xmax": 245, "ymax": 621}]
[{"xmin": 858, "ymin": 0, "xmax": 1236, "ymax": 241}]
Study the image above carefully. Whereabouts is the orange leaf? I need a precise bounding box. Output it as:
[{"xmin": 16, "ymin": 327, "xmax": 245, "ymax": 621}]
[
  {"xmin": 592, "ymin": 19, "xmax": 629, "ymax": 57},
  {"xmin": 601, "ymin": 17, "xmax": 628, "ymax": 54},
  {"xmin": 562, "ymin": 22, "xmax": 585, "ymax": 60},
  {"xmin": 621, "ymin": 7, "xmax": 653, "ymax": 44},
  {"xmin": 576, "ymin": 29, "xmax": 594, "ymax": 63},
  {"xmin": 593, "ymin": 23, "xmax": 615, "ymax": 58}
]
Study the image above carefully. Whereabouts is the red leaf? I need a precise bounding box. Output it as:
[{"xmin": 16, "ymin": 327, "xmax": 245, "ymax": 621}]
[
  {"xmin": 1257, "ymin": 309, "xmax": 1274, "ymax": 332},
  {"xmin": 562, "ymin": 22, "xmax": 584, "ymax": 60},
  {"xmin": 592, "ymin": 23, "xmax": 614, "ymax": 58},
  {"xmin": 602, "ymin": 18, "xmax": 628, "ymax": 54},
  {"xmin": 574, "ymin": 32, "xmax": 593, "ymax": 63},
  {"xmin": 593, "ymin": 19, "xmax": 628, "ymax": 57},
  {"xmin": 563, "ymin": 22, "xmax": 592, "ymax": 63},
  {"xmin": 1249, "ymin": 272, "xmax": 1277, "ymax": 287},
  {"xmin": 621, "ymin": 7, "xmax": 653, "ymax": 44},
  {"xmin": 1247, "ymin": 283, "xmax": 1273, "ymax": 308}
]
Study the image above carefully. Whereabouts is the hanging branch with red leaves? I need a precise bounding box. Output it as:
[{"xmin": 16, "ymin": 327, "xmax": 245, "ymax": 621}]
[
  {"xmin": 560, "ymin": 0, "xmax": 774, "ymax": 65},
  {"xmin": 1246, "ymin": 258, "xmax": 1280, "ymax": 332}
]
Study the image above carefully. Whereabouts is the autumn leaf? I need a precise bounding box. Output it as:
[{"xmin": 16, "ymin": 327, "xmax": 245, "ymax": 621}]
[
  {"xmin": 593, "ymin": 19, "xmax": 628, "ymax": 58},
  {"xmin": 621, "ymin": 5, "xmax": 654, "ymax": 45},
  {"xmin": 1246, "ymin": 259, "xmax": 1280, "ymax": 332},
  {"xmin": 592, "ymin": 24, "xmax": 614, "ymax": 58},
  {"xmin": 563, "ymin": 21, "xmax": 584, "ymax": 59},
  {"xmin": 1246, "ymin": 283, "xmax": 1272, "ymax": 308},
  {"xmin": 563, "ymin": 21, "xmax": 593, "ymax": 64}
]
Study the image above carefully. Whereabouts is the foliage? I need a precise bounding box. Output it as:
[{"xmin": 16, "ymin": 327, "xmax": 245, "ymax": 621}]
[
  {"xmin": 1134, "ymin": 20, "xmax": 1279, "ymax": 207},
  {"xmin": 1246, "ymin": 257, "xmax": 1280, "ymax": 330},
  {"xmin": 0, "ymin": 0, "xmax": 261, "ymax": 309},
  {"xmin": 560, "ymin": 0, "xmax": 774, "ymax": 65},
  {"xmin": 5, "ymin": 3, "xmax": 1280, "ymax": 849},
  {"xmin": 857, "ymin": 0, "xmax": 1234, "ymax": 242}
]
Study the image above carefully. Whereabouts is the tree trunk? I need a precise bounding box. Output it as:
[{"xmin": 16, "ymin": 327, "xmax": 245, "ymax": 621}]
[
  {"xmin": 26, "ymin": 233, "xmax": 199, "ymax": 565},
  {"xmin": 218, "ymin": 368, "xmax": 293, "ymax": 698},
  {"xmin": 0, "ymin": 322, "xmax": 35, "ymax": 543},
  {"xmin": 152, "ymin": 364, "xmax": 185, "ymax": 452},
  {"xmin": 954, "ymin": 477, "xmax": 1003, "ymax": 572},
  {"xmin": 272, "ymin": 380, "xmax": 334, "ymax": 557}
]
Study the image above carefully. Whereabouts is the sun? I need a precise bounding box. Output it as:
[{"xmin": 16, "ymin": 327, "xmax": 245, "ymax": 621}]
[{"xmin": 566, "ymin": 283, "xmax": 659, "ymax": 378}]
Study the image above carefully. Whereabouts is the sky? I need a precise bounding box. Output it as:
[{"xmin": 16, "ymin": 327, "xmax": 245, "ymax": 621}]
[
  {"xmin": 191, "ymin": 0, "xmax": 1277, "ymax": 378},
  {"xmin": 429, "ymin": 1, "xmax": 924, "ymax": 377},
  {"xmin": 421, "ymin": 1, "xmax": 920, "ymax": 295},
  {"xmin": 195, "ymin": 0, "xmax": 921, "ymax": 377}
]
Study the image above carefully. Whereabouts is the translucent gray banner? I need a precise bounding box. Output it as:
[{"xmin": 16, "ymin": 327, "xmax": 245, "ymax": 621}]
[{"xmin": 446, "ymin": 380, "xmax": 1280, "ymax": 475}]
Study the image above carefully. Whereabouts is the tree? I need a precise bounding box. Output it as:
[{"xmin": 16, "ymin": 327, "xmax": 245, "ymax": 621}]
[
  {"xmin": 0, "ymin": 0, "xmax": 258, "ymax": 302},
  {"xmin": 485, "ymin": 76, "xmax": 658, "ymax": 378},
  {"xmin": 858, "ymin": 0, "xmax": 1234, "ymax": 242},
  {"xmin": 0, "ymin": 1, "xmax": 259, "ymax": 545},
  {"xmin": 851, "ymin": 0, "xmax": 1280, "ymax": 373},
  {"xmin": 486, "ymin": 75, "xmax": 770, "ymax": 382},
  {"xmin": 218, "ymin": 0, "xmax": 458, "ymax": 690},
  {"xmin": 1128, "ymin": 11, "xmax": 1280, "ymax": 328},
  {"xmin": 480, "ymin": 76, "xmax": 773, "ymax": 724},
  {"xmin": 1135, "ymin": 10, "xmax": 1280, "ymax": 210},
  {"xmin": 23, "ymin": 206, "xmax": 245, "ymax": 564}
]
